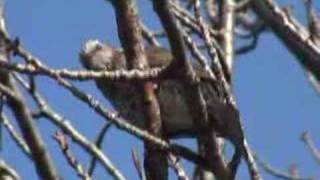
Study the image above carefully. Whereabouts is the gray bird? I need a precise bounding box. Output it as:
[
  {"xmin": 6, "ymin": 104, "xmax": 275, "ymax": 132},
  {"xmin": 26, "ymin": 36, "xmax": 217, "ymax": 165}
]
[{"xmin": 79, "ymin": 39, "xmax": 242, "ymax": 141}]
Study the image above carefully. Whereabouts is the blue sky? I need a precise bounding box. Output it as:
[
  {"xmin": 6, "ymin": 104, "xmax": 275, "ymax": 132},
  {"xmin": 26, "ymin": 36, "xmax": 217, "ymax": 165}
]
[{"xmin": 2, "ymin": 0, "xmax": 320, "ymax": 179}]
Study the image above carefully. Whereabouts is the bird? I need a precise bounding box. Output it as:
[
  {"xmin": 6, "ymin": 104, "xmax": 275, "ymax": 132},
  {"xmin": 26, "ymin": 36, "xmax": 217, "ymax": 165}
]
[{"xmin": 79, "ymin": 39, "xmax": 243, "ymax": 142}]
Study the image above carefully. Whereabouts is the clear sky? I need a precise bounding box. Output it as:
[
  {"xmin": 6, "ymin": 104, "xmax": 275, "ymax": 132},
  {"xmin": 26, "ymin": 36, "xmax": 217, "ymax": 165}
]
[{"xmin": 2, "ymin": 0, "xmax": 320, "ymax": 179}]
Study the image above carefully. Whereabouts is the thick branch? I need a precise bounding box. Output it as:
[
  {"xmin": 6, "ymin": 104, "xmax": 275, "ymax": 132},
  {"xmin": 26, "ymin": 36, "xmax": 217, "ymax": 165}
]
[
  {"xmin": 15, "ymin": 75, "xmax": 126, "ymax": 180},
  {"xmin": 0, "ymin": 82, "xmax": 59, "ymax": 180},
  {"xmin": 152, "ymin": 1, "xmax": 230, "ymax": 179},
  {"xmin": 251, "ymin": 0, "xmax": 320, "ymax": 82},
  {"xmin": 0, "ymin": 5, "xmax": 59, "ymax": 179},
  {"xmin": 109, "ymin": 1, "xmax": 167, "ymax": 179}
]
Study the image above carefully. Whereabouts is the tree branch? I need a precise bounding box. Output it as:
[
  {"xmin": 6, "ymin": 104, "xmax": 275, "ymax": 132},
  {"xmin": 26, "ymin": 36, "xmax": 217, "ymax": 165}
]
[
  {"xmin": 251, "ymin": 0, "xmax": 320, "ymax": 83},
  {"xmin": 109, "ymin": 0, "xmax": 168, "ymax": 179},
  {"xmin": 0, "ymin": 4, "xmax": 59, "ymax": 179}
]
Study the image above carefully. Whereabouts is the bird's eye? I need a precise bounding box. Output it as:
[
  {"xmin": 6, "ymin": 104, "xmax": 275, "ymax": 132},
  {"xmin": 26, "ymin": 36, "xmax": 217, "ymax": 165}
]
[{"xmin": 95, "ymin": 44, "xmax": 103, "ymax": 51}]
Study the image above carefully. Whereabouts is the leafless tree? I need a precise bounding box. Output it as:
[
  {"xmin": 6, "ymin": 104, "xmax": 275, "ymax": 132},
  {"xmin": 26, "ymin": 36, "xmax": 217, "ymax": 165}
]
[{"xmin": 0, "ymin": 0, "xmax": 319, "ymax": 180}]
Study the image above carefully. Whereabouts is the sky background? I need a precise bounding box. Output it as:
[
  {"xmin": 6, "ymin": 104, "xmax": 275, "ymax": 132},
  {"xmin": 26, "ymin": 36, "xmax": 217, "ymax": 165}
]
[{"xmin": 1, "ymin": 0, "xmax": 320, "ymax": 179}]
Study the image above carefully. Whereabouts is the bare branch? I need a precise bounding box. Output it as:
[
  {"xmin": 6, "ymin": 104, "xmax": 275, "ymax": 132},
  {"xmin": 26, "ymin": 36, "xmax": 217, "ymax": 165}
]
[
  {"xmin": 168, "ymin": 154, "xmax": 190, "ymax": 180},
  {"xmin": 109, "ymin": 0, "xmax": 168, "ymax": 179},
  {"xmin": 0, "ymin": 6, "xmax": 59, "ymax": 178},
  {"xmin": 301, "ymin": 132, "xmax": 320, "ymax": 164},
  {"xmin": 192, "ymin": 0, "xmax": 220, "ymax": 80},
  {"xmin": 0, "ymin": 50, "xmax": 165, "ymax": 81},
  {"xmin": 131, "ymin": 149, "xmax": 146, "ymax": 180},
  {"xmin": 53, "ymin": 131, "xmax": 92, "ymax": 180},
  {"xmin": 218, "ymin": 0, "xmax": 236, "ymax": 83},
  {"xmin": 0, "ymin": 113, "xmax": 31, "ymax": 158},
  {"xmin": 152, "ymin": 1, "xmax": 233, "ymax": 179},
  {"xmin": 0, "ymin": 159, "xmax": 21, "ymax": 180},
  {"xmin": 251, "ymin": 0, "xmax": 320, "ymax": 83},
  {"xmin": 140, "ymin": 23, "xmax": 161, "ymax": 47},
  {"xmin": 88, "ymin": 122, "xmax": 112, "ymax": 176},
  {"xmin": 255, "ymin": 153, "xmax": 313, "ymax": 180},
  {"xmin": 13, "ymin": 75, "xmax": 126, "ymax": 180}
]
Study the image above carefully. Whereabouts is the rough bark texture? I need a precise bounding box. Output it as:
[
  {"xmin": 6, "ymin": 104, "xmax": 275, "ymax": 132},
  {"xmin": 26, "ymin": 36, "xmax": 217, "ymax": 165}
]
[
  {"xmin": 110, "ymin": 0, "xmax": 168, "ymax": 179},
  {"xmin": 252, "ymin": 0, "xmax": 320, "ymax": 81},
  {"xmin": 0, "ymin": 4, "xmax": 59, "ymax": 180}
]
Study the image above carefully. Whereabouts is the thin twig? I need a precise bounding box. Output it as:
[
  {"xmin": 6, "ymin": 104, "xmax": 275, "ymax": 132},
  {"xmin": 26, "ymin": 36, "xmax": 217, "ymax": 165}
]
[
  {"xmin": 53, "ymin": 131, "xmax": 92, "ymax": 180},
  {"xmin": 88, "ymin": 123, "xmax": 112, "ymax": 176},
  {"xmin": 0, "ymin": 113, "xmax": 31, "ymax": 158},
  {"xmin": 13, "ymin": 74, "xmax": 126, "ymax": 180},
  {"xmin": 254, "ymin": 153, "xmax": 313, "ymax": 180},
  {"xmin": 131, "ymin": 149, "xmax": 146, "ymax": 180},
  {"xmin": 301, "ymin": 132, "xmax": 320, "ymax": 164},
  {"xmin": 140, "ymin": 23, "xmax": 161, "ymax": 47},
  {"xmin": 168, "ymin": 154, "xmax": 190, "ymax": 180}
]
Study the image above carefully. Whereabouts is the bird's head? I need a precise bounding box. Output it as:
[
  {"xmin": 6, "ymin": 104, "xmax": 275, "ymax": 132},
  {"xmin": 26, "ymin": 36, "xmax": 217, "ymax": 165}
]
[{"xmin": 79, "ymin": 39, "xmax": 126, "ymax": 71}]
